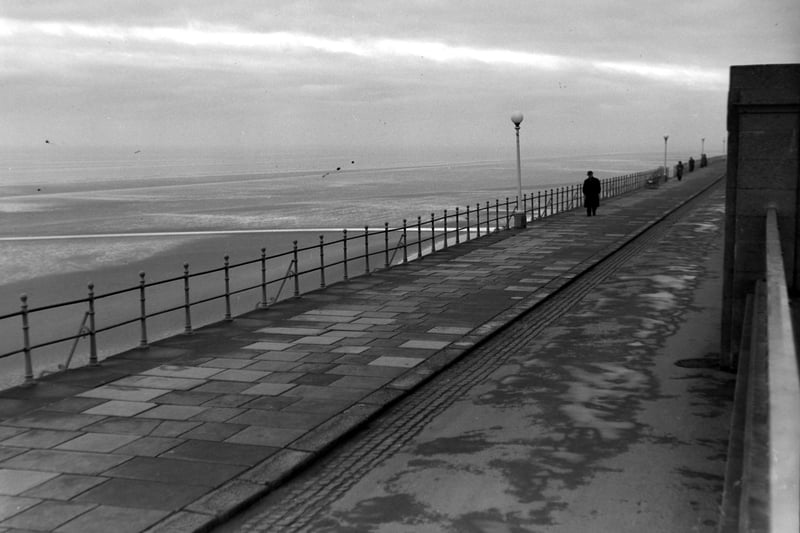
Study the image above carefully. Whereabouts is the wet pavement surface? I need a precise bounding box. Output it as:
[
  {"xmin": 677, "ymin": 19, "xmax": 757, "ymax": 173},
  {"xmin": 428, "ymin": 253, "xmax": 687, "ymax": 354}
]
[{"xmin": 0, "ymin": 163, "xmax": 728, "ymax": 532}]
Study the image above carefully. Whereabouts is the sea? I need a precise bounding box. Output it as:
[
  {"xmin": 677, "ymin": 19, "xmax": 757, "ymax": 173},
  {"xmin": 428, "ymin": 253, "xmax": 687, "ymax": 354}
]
[{"xmin": 0, "ymin": 145, "xmax": 665, "ymax": 388}]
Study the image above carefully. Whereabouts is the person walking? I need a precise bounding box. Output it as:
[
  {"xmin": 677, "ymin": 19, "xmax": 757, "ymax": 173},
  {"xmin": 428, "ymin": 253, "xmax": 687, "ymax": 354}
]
[
  {"xmin": 582, "ymin": 170, "xmax": 601, "ymax": 216},
  {"xmin": 676, "ymin": 161, "xmax": 684, "ymax": 181}
]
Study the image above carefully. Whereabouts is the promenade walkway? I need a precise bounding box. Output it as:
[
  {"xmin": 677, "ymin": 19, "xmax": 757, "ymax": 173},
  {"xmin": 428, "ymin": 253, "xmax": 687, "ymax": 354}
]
[{"xmin": 0, "ymin": 161, "xmax": 725, "ymax": 532}]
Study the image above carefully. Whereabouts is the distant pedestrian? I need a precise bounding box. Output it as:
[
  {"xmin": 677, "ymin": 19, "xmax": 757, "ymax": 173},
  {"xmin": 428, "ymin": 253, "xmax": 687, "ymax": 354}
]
[
  {"xmin": 688, "ymin": 157, "xmax": 695, "ymax": 172},
  {"xmin": 583, "ymin": 170, "xmax": 601, "ymax": 216},
  {"xmin": 676, "ymin": 161, "xmax": 684, "ymax": 181}
]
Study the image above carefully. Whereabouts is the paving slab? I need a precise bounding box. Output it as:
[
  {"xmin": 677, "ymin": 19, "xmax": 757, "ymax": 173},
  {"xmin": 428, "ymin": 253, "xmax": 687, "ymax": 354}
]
[
  {"xmin": 1, "ymin": 500, "xmax": 96, "ymax": 530},
  {"xmin": 0, "ymin": 162, "xmax": 726, "ymax": 531},
  {"xmin": 74, "ymin": 478, "xmax": 209, "ymax": 510}
]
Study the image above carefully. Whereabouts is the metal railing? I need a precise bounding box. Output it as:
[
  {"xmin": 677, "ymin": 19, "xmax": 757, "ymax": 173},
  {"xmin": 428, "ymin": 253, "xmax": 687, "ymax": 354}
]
[
  {"xmin": 1, "ymin": 168, "xmax": 658, "ymax": 386},
  {"xmin": 720, "ymin": 206, "xmax": 800, "ymax": 532}
]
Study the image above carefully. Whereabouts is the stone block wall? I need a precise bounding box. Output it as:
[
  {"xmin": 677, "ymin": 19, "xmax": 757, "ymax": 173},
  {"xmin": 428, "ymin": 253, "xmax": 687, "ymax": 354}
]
[{"xmin": 722, "ymin": 64, "xmax": 800, "ymax": 366}]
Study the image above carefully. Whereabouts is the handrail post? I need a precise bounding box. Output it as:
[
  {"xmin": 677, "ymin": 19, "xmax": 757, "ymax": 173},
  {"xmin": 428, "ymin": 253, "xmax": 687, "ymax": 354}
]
[
  {"xmin": 466, "ymin": 206, "xmax": 470, "ymax": 241},
  {"xmin": 259, "ymin": 248, "xmax": 268, "ymax": 308},
  {"xmin": 183, "ymin": 263, "xmax": 193, "ymax": 333},
  {"xmin": 342, "ymin": 230, "xmax": 349, "ymax": 281},
  {"xmin": 537, "ymin": 191, "xmax": 542, "ymax": 220},
  {"xmin": 20, "ymin": 294, "xmax": 33, "ymax": 384},
  {"xmin": 364, "ymin": 226, "xmax": 370, "ymax": 274},
  {"xmin": 384, "ymin": 222, "xmax": 390, "ymax": 268},
  {"xmin": 319, "ymin": 235, "xmax": 326, "ymax": 288},
  {"xmin": 292, "ymin": 241, "xmax": 300, "ymax": 297},
  {"xmin": 223, "ymin": 255, "xmax": 232, "ymax": 321},
  {"xmin": 455, "ymin": 207, "xmax": 460, "ymax": 244},
  {"xmin": 443, "ymin": 209, "xmax": 448, "ymax": 249},
  {"xmin": 495, "ymin": 199, "xmax": 500, "ymax": 231},
  {"xmin": 486, "ymin": 201, "xmax": 490, "ymax": 234},
  {"xmin": 402, "ymin": 219, "xmax": 408, "ymax": 264},
  {"xmin": 430, "ymin": 213, "xmax": 436, "ymax": 252},
  {"xmin": 88, "ymin": 283, "xmax": 98, "ymax": 365},
  {"xmin": 138, "ymin": 271, "xmax": 148, "ymax": 348},
  {"xmin": 476, "ymin": 203, "xmax": 480, "ymax": 237},
  {"xmin": 417, "ymin": 216, "xmax": 422, "ymax": 259}
]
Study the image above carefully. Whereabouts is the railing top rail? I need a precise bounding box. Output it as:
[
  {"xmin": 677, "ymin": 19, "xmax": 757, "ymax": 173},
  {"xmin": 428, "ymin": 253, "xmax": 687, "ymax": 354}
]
[{"xmin": 764, "ymin": 206, "xmax": 800, "ymax": 533}]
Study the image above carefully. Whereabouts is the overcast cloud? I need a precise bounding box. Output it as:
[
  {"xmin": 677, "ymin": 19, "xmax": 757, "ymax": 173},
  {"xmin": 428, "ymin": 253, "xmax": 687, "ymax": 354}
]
[{"xmin": 1, "ymin": 1, "xmax": 798, "ymax": 157}]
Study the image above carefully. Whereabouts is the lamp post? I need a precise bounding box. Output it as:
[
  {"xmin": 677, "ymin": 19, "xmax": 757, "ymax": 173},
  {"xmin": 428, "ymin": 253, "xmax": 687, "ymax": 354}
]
[
  {"xmin": 701, "ymin": 137, "xmax": 705, "ymax": 155},
  {"xmin": 663, "ymin": 135, "xmax": 669, "ymax": 180},
  {"xmin": 510, "ymin": 112, "xmax": 526, "ymax": 228},
  {"xmin": 511, "ymin": 112, "xmax": 524, "ymax": 207}
]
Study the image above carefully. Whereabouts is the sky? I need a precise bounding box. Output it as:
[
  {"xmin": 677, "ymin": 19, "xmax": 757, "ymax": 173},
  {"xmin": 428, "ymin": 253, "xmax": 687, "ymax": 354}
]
[{"xmin": 1, "ymin": 1, "xmax": 799, "ymax": 159}]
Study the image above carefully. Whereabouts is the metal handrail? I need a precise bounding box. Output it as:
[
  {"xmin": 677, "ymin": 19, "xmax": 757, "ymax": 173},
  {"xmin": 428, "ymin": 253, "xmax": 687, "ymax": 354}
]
[{"xmin": 1, "ymin": 169, "xmax": 656, "ymax": 385}]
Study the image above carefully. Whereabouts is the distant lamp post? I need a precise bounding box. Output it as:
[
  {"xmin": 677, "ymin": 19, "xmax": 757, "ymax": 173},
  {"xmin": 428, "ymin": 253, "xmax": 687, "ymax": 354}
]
[
  {"xmin": 511, "ymin": 112, "xmax": 524, "ymax": 208},
  {"xmin": 663, "ymin": 135, "xmax": 669, "ymax": 180},
  {"xmin": 701, "ymin": 137, "xmax": 705, "ymax": 155}
]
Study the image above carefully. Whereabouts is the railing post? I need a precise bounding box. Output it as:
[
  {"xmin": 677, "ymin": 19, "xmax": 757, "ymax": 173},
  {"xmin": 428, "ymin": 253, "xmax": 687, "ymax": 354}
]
[
  {"xmin": 537, "ymin": 191, "xmax": 542, "ymax": 219},
  {"xmin": 455, "ymin": 207, "xmax": 460, "ymax": 244},
  {"xmin": 523, "ymin": 193, "xmax": 527, "ymax": 216},
  {"xmin": 223, "ymin": 255, "xmax": 232, "ymax": 321},
  {"xmin": 87, "ymin": 283, "xmax": 98, "ymax": 365},
  {"xmin": 342, "ymin": 230, "xmax": 349, "ymax": 281},
  {"xmin": 495, "ymin": 199, "xmax": 500, "ymax": 231},
  {"xmin": 384, "ymin": 222, "xmax": 390, "ymax": 268},
  {"xmin": 364, "ymin": 226, "xmax": 370, "ymax": 274},
  {"xmin": 476, "ymin": 203, "xmax": 481, "ymax": 237},
  {"xmin": 292, "ymin": 241, "xmax": 300, "ymax": 297},
  {"xmin": 417, "ymin": 216, "xmax": 422, "ymax": 259},
  {"xmin": 259, "ymin": 248, "xmax": 268, "ymax": 308},
  {"xmin": 486, "ymin": 201, "xmax": 490, "ymax": 234},
  {"xmin": 138, "ymin": 271, "xmax": 148, "ymax": 348},
  {"xmin": 466, "ymin": 206, "xmax": 470, "ymax": 241},
  {"xmin": 183, "ymin": 263, "xmax": 192, "ymax": 333},
  {"xmin": 443, "ymin": 209, "xmax": 448, "ymax": 249},
  {"xmin": 319, "ymin": 235, "xmax": 326, "ymax": 288},
  {"xmin": 20, "ymin": 294, "xmax": 33, "ymax": 384},
  {"xmin": 430, "ymin": 213, "xmax": 436, "ymax": 252},
  {"xmin": 402, "ymin": 219, "xmax": 408, "ymax": 264}
]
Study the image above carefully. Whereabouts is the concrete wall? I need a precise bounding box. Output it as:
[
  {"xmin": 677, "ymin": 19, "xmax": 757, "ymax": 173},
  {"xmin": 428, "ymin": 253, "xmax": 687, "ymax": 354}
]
[{"xmin": 722, "ymin": 64, "xmax": 800, "ymax": 367}]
